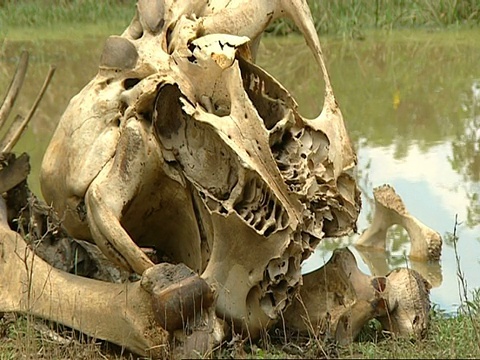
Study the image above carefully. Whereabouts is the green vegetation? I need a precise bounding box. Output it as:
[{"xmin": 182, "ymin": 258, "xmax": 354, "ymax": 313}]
[
  {"xmin": 1, "ymin": 294, "xmax": 479, "ymax": 359},
  {"xmin": 0, "ymin": 0, "xmax": 134, "ymax": 26},
  {"xmin": 0, "ymin": 0, "xmax": 135, "ymax": 40},
  {"xmin": 1, "ymin": 0, "xmax": 480, "ymax": 40},
  {"xmin": 271, "ymin": 0, "xmax": 480, "ymax": 38},
  {"xmin": 343, "ymin": 298, "xmax": 480, "ymax": 359}
]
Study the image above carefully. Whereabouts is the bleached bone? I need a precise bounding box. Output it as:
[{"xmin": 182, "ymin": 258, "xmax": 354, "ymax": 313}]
[
  {"xmin": 356, "ymin": 184, "xmax": 442, "ymax": 261},
  {"xmin": 0, "ymin": 197, "xmax": 164, "ymax": 358},
  {"xmin": 39, "ymin": 0, "xmax": 360, "ymax": 340},
  {"xmin": 0, "ymin": 193, "xmax": 225, "ymax": 358},
  {"xmin": 283, "ymin": 248, "xmax": 430, "ymax": 342},
  {"xmin": 378, "ymin": 267, "xmax": 431, "ymax": 338}
]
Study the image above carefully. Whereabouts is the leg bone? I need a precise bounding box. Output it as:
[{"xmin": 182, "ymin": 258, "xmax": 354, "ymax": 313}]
[{"xmin": 0, "ymin": 197, "xmax": 169, "ymax": 358}]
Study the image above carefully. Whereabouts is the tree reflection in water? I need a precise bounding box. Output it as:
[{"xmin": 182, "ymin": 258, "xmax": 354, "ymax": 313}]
[{"xmin": 450, "ymin": 80, "xmax": 480, "ymax": 228}]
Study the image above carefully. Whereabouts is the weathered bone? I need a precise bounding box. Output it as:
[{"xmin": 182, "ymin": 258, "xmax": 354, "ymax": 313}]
[
  {"xmin": 283, "ymin": 248, "xmax": 388, "ymax": 344},
  {"xmin": 377, "ymin": 267, "xmax": 431, "ymax": 338},
  {"xmin": 0, "ymin": 190, "xmax": 226, "ymax": 358},
  {"xmin": 356, "ymin": 184, "xmax": 442, "ymax": 261},
  {"xmin": 0, "ymin": 197, "xmax": 170, "ymax": 358},
  {"xmin": 283, "ymin": 248, "xmax": 430, "ymax": 342},
  {"xmin": 0, "ymin": 0, "xmax": 437, "ymax": 356},
  {"xmin": 39, "ymin": 0, "xmax": 360, "ymax": 340}
]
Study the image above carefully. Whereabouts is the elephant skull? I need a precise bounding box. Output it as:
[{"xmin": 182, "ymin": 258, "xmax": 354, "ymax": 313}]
[{"xmin": 40, "ymin": 0, "xmax": 360, "ymax": 337}]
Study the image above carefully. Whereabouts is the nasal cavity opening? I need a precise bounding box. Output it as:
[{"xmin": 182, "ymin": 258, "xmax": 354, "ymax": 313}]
[{"xmin": 124, "ymin": 78, "xmax": 141, "ymax": 90}]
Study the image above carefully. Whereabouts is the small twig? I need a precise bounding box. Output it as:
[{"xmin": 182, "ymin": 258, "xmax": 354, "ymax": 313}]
[
  {"xmin": 0, "ymin": 65, "xmax": 56, "ymax": 153},
  {"xmin": 0, "ymin": 51, "xmax": 29, "ymax": 130}
]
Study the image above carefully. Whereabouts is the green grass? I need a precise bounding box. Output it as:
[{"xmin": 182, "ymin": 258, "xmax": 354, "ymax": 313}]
[
  {"xmin": 269, "ymin": 0, "xmax": 480, "ymax": 38},
  {"xmin": 0, "ymin": 0, "xmax": 135, "ymax": 40},
  {"xmin": 2, "ymin": 296, "xmax": 479, "ymax": 359},
  {"xmin": 1, "ymin": 0, "xmax": 480, "ymax": 41},
  {"xmin": 0, "ymin": 0, "xmax": 135, "ymax": 26},
  {"xmin": 340, "ymin": 300, "xmax": 480, "ymax": 359}
]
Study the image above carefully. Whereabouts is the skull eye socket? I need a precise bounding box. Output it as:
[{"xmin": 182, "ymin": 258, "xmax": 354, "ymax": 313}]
[{"xmin": 123, "ymin": 78, "xmax": 141, "ymax": 90}]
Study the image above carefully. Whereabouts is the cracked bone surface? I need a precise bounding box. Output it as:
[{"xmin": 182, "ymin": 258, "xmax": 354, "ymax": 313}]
[
  {"xmin": 0, "ymin": 196, "xmax": 169, "ymax": 358},
  {"xmin": 356, "ymin": 184, "xmax": 442, "ymax": 261},
  {"xmin": 39, "ymin": 0, "xmax": 360, "ymax": 340},
  {"xmin": 283, "ymin": 248, "xmax": 430, "ymax": 342}
]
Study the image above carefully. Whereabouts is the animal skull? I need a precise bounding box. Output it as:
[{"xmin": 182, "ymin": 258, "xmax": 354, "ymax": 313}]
[
  {"xmin": 0, "ymin": 2, "xmax": 437, "ymax": 355},
  {"xmin": 40, "ymin": 0, "xmax": 360, "ymax": 337}
]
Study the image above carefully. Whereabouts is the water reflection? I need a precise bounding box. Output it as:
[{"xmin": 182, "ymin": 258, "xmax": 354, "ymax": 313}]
[
  {"xmin": 0, "ymin": 38, "xmax": 105, "ymax": 196},
  {"xmin": 450, "ymin": 80, "xmax": 480, "ymax": 227},
  {"xmin": 259, "ymin": 31, "xmax": 480, "ymax": 312},
  {"xmin": 1, "ymin": 30, "xmax": 479, "ymax": 312}
]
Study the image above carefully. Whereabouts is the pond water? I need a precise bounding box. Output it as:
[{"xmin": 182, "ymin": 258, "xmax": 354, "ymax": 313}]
[{"xmin": 1, "ymin": 29, "xmax": 479, "ymax": 313}]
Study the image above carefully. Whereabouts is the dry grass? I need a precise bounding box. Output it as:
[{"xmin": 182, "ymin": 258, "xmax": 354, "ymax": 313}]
[{"xmin": 1, "ymin": 214, "xmax": 479, "ymax": 359}]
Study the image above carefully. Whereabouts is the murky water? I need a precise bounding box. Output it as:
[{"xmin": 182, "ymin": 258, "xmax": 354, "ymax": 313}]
[{"xmin": 1, "ymin": 29, "xmax": 479, "ymax": 313}]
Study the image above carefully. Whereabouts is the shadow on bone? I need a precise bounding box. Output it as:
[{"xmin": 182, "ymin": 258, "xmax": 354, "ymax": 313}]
[{"xmin": 283, "ymin": 247, "xmax": 430, "ymax": 344}]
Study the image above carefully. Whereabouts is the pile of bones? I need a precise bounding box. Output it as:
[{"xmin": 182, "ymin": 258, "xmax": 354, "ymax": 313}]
[{"xmin": 0, "ymin": 0, "xmax": 441, "ymax": 358}]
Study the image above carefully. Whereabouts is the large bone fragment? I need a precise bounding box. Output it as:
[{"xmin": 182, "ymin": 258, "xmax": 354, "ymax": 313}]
[
  {"xmin": 282, "ymin": 248, "xmax": 388, "ymax": 344},
  {"xmin": 37, "ymin": 0, "xmax": 360, "ymax": 349},
  {"xmin": 0, "ymin": 0, "xmax": 438, "ymax": 350},
  {"xmin": 0, "ymin": 197, "xmax": 169, "ymax": 358},
  {"xmin": 0, "ymin": 189, "xmax": 223, "ymax": 358},
  {"xmin": 378, "ymin": 267, "xmax": 431, "ymax": 338},
  {"xmin": 356, "ymin": 184, "xmax": 442, "ymax": 261},
  {"xmin": 283, "ymin": 248, "xmax": 431, "ymax": 343}
]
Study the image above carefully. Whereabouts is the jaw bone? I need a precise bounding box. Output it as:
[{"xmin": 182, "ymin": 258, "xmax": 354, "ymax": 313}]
[
  {"xmin": 355, "ymin": 184, "xmax": 442, "ymax": 261},
  {"xmin": 283, "ymin": 248, "xmax": 431, "ymax": 343}
]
